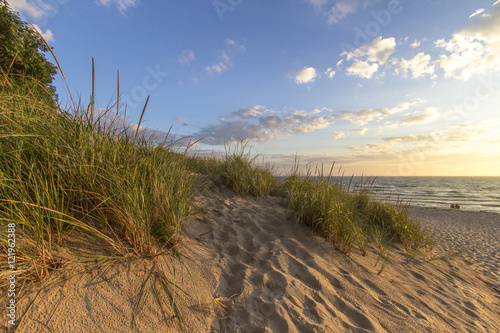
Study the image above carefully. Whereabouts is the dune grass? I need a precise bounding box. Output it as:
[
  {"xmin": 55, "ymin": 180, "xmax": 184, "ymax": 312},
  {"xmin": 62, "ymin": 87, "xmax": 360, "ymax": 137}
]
[
  {"xmin": 185, "ymin": 142, "xmax": 278, "ymax": 197},
  {"xmin": 218, "ymin": 142, "xmax": 279, "ymax": 197},
  {"xmin": 0, "ymin": 69, "xmax": 429, "ymax": 277},
  {"xmin": 0, "ymin": 72, "xmax": 195, "ymax": 287},
  {"xmin": 283, "ymin": 162, "xmax": 431, "ymax": 257},
  {"xmin": 188, "ymin": 147, "xmax": 431, "ymax": 259}
]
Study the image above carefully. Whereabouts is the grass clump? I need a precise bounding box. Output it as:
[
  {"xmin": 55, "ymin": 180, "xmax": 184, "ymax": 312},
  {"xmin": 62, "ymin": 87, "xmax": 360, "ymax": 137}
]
[
  {"xmin": 284, "ymin": 170, "xmax": 366, "ymax": 253},
  {"xmin": 217, "ymin": 142, "xmax": 279, "ymax": 197},
  {"xmin": 184, "ymin": 142, "xmax": 278, "ymax": 198},
  {"xmin": 0, "ymin": 72, "xmax": 195, "ymax": 285},
  {"xmin": 284, "ymin": 162, "xmax": 431, "ymax": 257},
  {"xmin": 362, "ymin": 200, "xmax": 429, "ymax": 255}
]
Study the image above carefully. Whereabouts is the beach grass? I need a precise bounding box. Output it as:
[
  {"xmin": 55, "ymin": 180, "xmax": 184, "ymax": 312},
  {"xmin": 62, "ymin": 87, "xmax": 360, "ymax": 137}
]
[
  {"xmin": 0, "ymin": 71, "xmax": 195, "ymax": 287},
  {"xmin": 283, "ymin": 161, "xmax": 431, "ymax": 256},
  {"xmin": 219, "ymin": 142, "xmax": 279, "ymax": 197},
  {"xmin": 185, "ymin": 141, "xmax": 279, "ymax": 197}
]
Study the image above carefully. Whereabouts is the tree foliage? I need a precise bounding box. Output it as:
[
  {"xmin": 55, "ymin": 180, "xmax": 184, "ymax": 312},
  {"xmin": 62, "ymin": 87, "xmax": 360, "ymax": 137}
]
[{"xmin": 0, "ymin": 1, "xmax": 57, "ymax": 97}]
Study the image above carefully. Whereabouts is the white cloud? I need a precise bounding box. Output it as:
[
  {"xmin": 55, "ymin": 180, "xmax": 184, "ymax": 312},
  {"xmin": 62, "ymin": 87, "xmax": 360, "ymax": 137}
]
[
  {"xmin": 96, "ymin": 0, "xmax": 139, "ymax": 14},
  {"xmin": 397, "ymin": 52, "xmax": 435, "ymax": 79},
  {"xmin": 178, "ymin": 50, "xmax": 195, "ymax": 65},
  {"xmin": 32, "ymin": 24, "xmax": 54, "ymax": 42},
  {"xmin": 8, "ymin": 0, "xmax": 53, "ymax": 20},
  {"xmin": 333, "ymin": 132, "xmax": 346, "ymax": 140},
  {"xmin": 287, "ymin": 67, "xmax": 318, "ymax": 84},
  {"xmin": 226, "ymin": 39, "xmax": 246, "ymax": 51},
  {"xmin": 205, "ymin": 62, "xmax": 228, "ymax": 75},
  {"xmin": 305, "ymin": 0, "xmax": 328, "ymax": 8},
  {"xmin": 221, "ymin": 106, "xmax": 264, "ymax": 121},
  {"xmin": 383, "ymin": 125, "xmax": 491, "ymax": 146},
  {"xmin": 339, "ymin": 100, "xmax": 423, "ymax": 126},
  {"xmin": 399, "ymin": 108, "xmax": 438, "ymax": 126},
  {"xmin": 194, "ymin": 106, "xmax": 336, "ymax": 145},
  {"xmin": 470, "ymin": 8, "xmax": 485, "ymax": 19},
  {"xmin": 436, "ymin": 2, "xmax": 500, "ymax": 80},
  {"xmin": 346, "ymin": 61, "xmax": 379, "ymax": 79},
  {"xmin": 10, "ymin": 0, "xmax": 138, "ymax": 19},
  {"xmin": 410, "ymin": 39, "xmax": 421, "ymax": 49},
  {"xmin": 344, "ymin": 37, "xmax": 396, "ymax": 65},
  {"xmin": 341, "ymin": 37, "xmax": 396, "ymax": 79},
  {"xmin": 306, "ymin": 0, "xmax": 377, "ymax": 24},
  {"xmin": 285, "ymin": 111, "xmax": 335, "ymax": 134},
  {"xmin": 352, "ymin": 128, "xmax": 368, "ymax": 135},
  {"xmin": 385, "ymin": 107, "xmax": 438, "ymax": 128},
  {"xmin": 191, "ymin": 100, "xmax": 435, "ymax": 146},
  {"xmin": 205, "ymin": 39, "xmax": 245, "ymax": 76},
  {"xmin": 325, "ymin": 67, "xmax": 336, "ymax": 78}
]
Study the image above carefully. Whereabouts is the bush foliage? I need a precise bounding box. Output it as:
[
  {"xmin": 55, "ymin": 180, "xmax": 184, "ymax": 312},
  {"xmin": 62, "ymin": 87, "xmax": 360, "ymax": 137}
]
[{"xmin": 0, "ymin": 2, "xmax": 57, "ymax": 97}]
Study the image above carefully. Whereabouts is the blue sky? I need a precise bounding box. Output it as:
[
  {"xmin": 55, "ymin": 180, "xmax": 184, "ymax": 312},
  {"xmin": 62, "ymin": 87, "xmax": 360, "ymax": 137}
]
[{"xmin": 10, "ymin": 0, "xmax": 500, "ymax": 176}]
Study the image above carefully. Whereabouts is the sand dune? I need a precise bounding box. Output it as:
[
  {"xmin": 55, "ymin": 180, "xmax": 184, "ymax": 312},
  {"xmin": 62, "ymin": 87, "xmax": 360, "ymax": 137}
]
[
  {"xmin": 193, "ymin": 185, "xmax": 500, "ymax": 332},
  {"xmin": 6, "ymin": 184, "xmax": 500, "ymax": 332}
]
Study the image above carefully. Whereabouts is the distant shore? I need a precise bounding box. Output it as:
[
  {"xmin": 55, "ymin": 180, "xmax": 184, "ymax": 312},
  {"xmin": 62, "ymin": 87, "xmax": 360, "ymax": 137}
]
[{"xmin": 409, "ymin": 206, "xmax": 500, "ymax": 282}]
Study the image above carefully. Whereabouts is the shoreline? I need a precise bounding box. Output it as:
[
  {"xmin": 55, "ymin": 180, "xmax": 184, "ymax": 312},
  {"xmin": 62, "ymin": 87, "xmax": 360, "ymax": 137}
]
[
  {"xmin": 407, "ymin": 204, "xmax": 500, "ymax": 215},
  {"xmin": 408, "ymin": 204, "xmax": 500, "ymax": 215}
]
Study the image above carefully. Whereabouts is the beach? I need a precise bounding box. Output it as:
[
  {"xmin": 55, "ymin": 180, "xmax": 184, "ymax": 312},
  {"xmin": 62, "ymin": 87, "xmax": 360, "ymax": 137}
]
[
  {"xmin": 6, "ymin": 185, "xmax": 500, "ymax": 332},
  {"xmin": 409, "ymin": 207, "xmax": 500, "ymax": 282}
]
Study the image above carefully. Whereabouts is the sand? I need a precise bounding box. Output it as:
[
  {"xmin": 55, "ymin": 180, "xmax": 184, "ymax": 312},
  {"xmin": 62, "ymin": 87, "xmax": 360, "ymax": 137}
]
[
  {"xmin": 409, "ymin": 207, "xmax": 500, "ymax": 282},
  {"xmin": 4, "ymin": 184, "xmax": 500, "ymax": 332}
]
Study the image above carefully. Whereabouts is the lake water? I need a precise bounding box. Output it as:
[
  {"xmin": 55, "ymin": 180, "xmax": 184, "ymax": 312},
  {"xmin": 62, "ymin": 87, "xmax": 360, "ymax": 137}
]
[{"xmin": 358, "ymin": 176, "xmax": 500, "ymax": 214}]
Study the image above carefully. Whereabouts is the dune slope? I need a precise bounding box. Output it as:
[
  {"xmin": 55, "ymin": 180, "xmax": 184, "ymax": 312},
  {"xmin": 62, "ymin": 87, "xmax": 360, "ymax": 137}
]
[{"xmin": 6, "ymin": 184, "xmax": 500, "ymax": 332}]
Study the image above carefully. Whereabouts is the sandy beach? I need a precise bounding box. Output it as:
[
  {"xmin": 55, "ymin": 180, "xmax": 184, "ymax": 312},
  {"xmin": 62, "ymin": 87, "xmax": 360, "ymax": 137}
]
[
  {"xmin": 409, "ymin": 207, "xmax": 500, "ymax": 283},
  {"xmin": 6, "ymin": 185, "xmax": 500, "ymax": 332}
]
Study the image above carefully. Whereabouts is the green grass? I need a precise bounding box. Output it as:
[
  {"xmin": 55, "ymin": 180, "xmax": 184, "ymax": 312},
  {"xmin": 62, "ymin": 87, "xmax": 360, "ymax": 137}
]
[
  {"xmin": 185, "ymin": 141, "xmax": 279, "ymax": 197},
  {"xmin": 186, "ymin": 147, "xmax": 431, "ymax": 259},
  {"xmin": 0, "ymin": 72, "xmax": 195, "ymax": 286},
  {"xmin": 219, "ymin": 142, "xmax": 279, "ymax": 197},
  {"xmin": 283, "ymin": 162, "xmax": 431, "ymax": 256}
]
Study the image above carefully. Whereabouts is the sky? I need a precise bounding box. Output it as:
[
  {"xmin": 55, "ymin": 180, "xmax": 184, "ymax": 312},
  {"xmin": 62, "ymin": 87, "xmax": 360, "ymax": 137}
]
[{"xmin": 8, "ymin": 0, "xmax": 500, "ymax": 176}]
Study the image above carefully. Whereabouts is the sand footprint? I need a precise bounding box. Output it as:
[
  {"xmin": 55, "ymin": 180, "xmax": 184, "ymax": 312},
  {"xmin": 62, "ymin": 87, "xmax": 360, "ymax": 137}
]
[
  {"xmin": 334, "ymin": 297, "xmax": 376, "ymax": 332},
  {"xmin": 281, "ymin": 239, "xmax": 317, "ymax": 265},
  {"xmin": 303, "ymin": 296, "xmax": 324, "ymax": 324},
  {"xmin": 268, "ymin": 311, "xmax": 290, "ymax": 332},
  {"xmin": 287, "ymin": 256, "xmax": 322, "ymax": 291},
  {"xmin": 362, "ymin": 278, "xmax": 387, "ymax": 297},
  {"xmin": 263, "ymin": 270, "xmax": 288, "ymax": 299}
]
